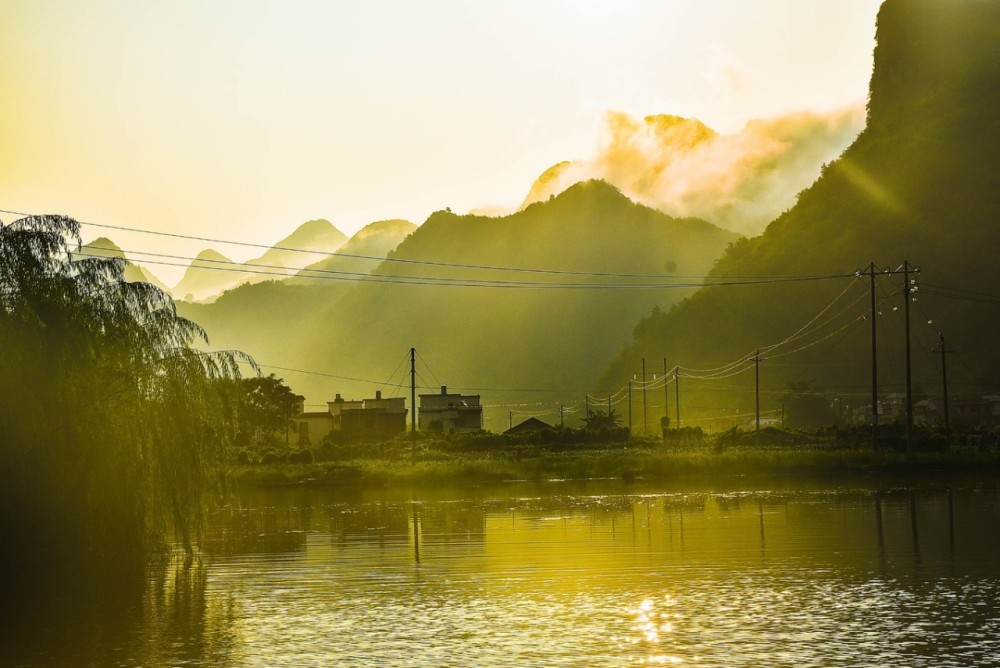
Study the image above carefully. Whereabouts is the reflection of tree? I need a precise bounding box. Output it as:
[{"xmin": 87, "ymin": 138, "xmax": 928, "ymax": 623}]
[
  {"xmin": 1, "ymin": 558, "xmax": 240, "ymax": 667},
  {"xmin": 202, "ymin": 505, "xmax": 309, "ymax": 556}
]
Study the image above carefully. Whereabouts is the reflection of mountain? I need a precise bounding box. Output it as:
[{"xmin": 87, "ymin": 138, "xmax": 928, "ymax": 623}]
[
  {"xmin": 599, "ymin": 0, "xmax": 1000, "ymax": 419},
  {"xmin": 77, "ymin": 237, "xmax": 167, "ymax": 290},
  {"xmin": 173, "ymin": 219, "xmax": 348, "ymax": 302}
]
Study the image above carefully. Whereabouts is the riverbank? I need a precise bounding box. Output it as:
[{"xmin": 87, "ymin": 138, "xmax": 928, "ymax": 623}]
[{"xmin": 234, "ymin": 438, "xmax": 1000, "ymax": 491}]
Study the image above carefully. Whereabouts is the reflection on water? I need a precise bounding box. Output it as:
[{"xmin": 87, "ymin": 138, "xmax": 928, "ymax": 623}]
[{"xmin": 4, "ymin": 484, "xmax": 1000, "ymax": 667}]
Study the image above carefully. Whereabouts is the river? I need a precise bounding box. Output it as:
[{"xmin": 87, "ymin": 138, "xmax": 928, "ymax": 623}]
[{"xmin": 4, "ymin": 480, "xmax": 1000, "ymax": 667}]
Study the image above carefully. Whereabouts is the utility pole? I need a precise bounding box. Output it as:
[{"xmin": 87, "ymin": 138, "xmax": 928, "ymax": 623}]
[
  {"xmin": 858, "ymin": 262, "xmax": 881, "ymax": 451},
  {"xmin": 628, "ymin": 380, "xmax": 633, "ymax": 432},
  {"xmin": 559, "ymin": 404, "xmax": 565, "ymax": 427},
  {"xmin": 663, "ymin": 358, "xmax": 669, "ymax": 427},
  {"xmin": 903, "ymin": 260, "xmax": 918, "ymax": 456},
  {"xmin": 410, "ymin": 347, "xmax": 416, "ymax": 464},
  {"xmin": 938, "ymin": 334, "xmax": 951, "ymax": 448},
  {"xmin": 674, "ymin": 367, "xmax": 681, "ymax": 429},
  {"xmin": 586, "ymin": 396, "xmax": 591, "ymax": 420},
  {"xmin": 642, "ymin": 358, "xmax": 647, "ymax": 436},
  {"xmin": 754, "ymin": 348, "xmax": 761, "ymax": 432},
  {"xmin": 858, "ymin": 261, "xmax": 919, "ymax": 452},
  {"xmin": 508, "ymin": 411, "xmax": 513, "ymax": 431},
  {"xmin": 410, "ymin": 347, "xmax": 416, "ymax": 434}
]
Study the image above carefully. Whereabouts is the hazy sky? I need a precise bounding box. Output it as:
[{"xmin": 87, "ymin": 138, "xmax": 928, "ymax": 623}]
[{"xmin": 1, "ymin": 0, "xmax": 882, "ymax": 283}]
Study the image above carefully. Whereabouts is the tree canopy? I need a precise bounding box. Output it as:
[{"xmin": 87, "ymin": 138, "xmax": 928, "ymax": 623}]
[{"xmin": 0, "ymin": 215, "xmax": 252, "ymax": 576}]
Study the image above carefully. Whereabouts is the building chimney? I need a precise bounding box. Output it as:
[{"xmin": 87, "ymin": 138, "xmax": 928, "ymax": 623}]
[
  {"xmin": 375, "ymin": 390, "xmax": 382, "ymax": 400},
  {"xmin": 441, "ymin": 385, "xmax": 447, "ymax": 395},
  {"xmin": 335, "ymin": 393, "xmax": 342, "ymax": 402}
]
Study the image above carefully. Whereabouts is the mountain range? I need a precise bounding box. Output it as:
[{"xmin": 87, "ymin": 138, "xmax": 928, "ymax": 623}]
[
  {"xmin": 107, "ymin": 0, "xmax": 998, "ymax": 433},
  {"xmin": 177, "ymin": 182, "xmax": 737, "ymax": 429},
  {"xmin": 172, "ymin": 218, "xmax": 349, "ymax": 302}
]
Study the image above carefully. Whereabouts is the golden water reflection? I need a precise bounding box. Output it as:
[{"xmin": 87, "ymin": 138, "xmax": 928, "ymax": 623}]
[{"xmin": 5, "ymin": 484, "xmax": 1000, "ymax": 666}]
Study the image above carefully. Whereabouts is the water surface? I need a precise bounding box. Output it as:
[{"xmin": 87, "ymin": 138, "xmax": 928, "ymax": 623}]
[{"xmin": 5, "ymin": 482, "xmax": 1000, "ymax": 667}]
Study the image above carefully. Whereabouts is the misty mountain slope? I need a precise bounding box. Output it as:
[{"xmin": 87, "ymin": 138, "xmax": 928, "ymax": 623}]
[
  {"xmin": 172, "ymin": 248, "xmax": 243, "ymax": 303},
  {"xmin": 277, "ymin": 181, "xmax": 737, "ymax": 425},
  {"xmin": 172, "ymin": 218, "xmax": 348, "ymax": 302},
  {"xmin": 597, "ymin": 0, "xmax": 1000, "ymax": 423},
  {"xmin": 290, "ymin": 218, "xmax": 415, "ymax": 285},
  {"xmin": 520, "ymin": 107, "xmax": 866, "ymax": 237},
  {"xmin": 177, "ymin": 281, "xmax": 337, "ymax": 364},
  {"xmin": 242, "ymin": 218, "xmax": 348, "ymax": 286},
  {"xmin": 176, "ymin": 221, "xmax": 406, "ymax": 362}
]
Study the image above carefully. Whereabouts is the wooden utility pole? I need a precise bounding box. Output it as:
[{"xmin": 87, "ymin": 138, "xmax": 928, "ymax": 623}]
[
  {"xmin": 754, "ymin": 349, "xmax": 761, "ymax": 432},
  {"xmin": 938, "ymin": 334, "xmax": 951, "ymax": 448},
  {"xmin": 628, "ymin": 380, "xmax": 633, "ymax": 432},
  {"xmin": 663, "ymin": 358, "xmax": 669, "ymax": 427},
  {"xmin": 861, "ymin": 262, "xmax": 880, "ymax": 451},
  {"xmin": 410, "ymin": 347, "xmax": 416, "ymax": 434},
  {"xmin": 410, "ymin": 347, "xmax": 416, "ymax": 464},
  {"xmin": 674, "ymin": 367, "xmax": 680, "ymax": 429},
  {"xmin": 903, "ymin": 260, "xmax": 915, "ymax": 455},
  {"xmin": 642, "ymin": 358, "xmax": 647, "ymax": 435}
]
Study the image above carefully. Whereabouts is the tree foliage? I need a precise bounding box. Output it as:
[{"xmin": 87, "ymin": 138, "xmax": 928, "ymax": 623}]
[
  {"xmin": 0, "ymin": 215, "xmax": 252, "ymax": 575},
  {"xmin": 226, "ymin": 374, "xmax": 302, "ymax": 449}
]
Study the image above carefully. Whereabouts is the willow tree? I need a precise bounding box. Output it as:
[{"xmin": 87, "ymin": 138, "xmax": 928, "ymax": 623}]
[{"xmin": 0, "ymin": 215, "xmax": 252, "ymax": 575}]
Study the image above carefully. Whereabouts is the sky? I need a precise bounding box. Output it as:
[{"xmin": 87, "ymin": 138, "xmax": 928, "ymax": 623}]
[{"xmin": 1, "ymin": 0, "xmax": 883, "ymax": 285}]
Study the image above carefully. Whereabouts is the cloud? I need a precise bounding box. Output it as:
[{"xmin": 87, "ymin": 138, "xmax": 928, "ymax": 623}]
[{"xmin": 520, "ymin": 106, "xmax": 866, "ymax": 236}]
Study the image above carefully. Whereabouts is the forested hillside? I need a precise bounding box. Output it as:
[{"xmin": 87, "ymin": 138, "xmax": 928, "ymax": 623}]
[{"xmin": 598, "ymin": 0, "xmax": 1000, "ymax": 428}]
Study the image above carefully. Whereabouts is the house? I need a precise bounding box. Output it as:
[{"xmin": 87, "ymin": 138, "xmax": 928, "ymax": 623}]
[
  {"xmin": 339, "ymin": 391, "xmax": 407, "ymax": 442},
  {"xmin": 952, "ymin": 395, "xmax": 1000, "ymax": 429},
  {"xmin": 294, "ymin": 411, "xmax": 335, "ymax": 446},
  {"xmin": 419, "ymin": 385, "xmax": 483, "ymax": 434},
  {"xmin": 505, "ymin": 417, "xmax": 553, "ymax": 435},
  {"xmin": 293, "ymin": 391, "xmax": 408, "ymax": 445}
]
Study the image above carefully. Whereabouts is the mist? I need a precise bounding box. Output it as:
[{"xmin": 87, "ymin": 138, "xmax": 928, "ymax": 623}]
[{"xmin": 521, "ymin": 107, "xmax": 866, "ymax": 236}]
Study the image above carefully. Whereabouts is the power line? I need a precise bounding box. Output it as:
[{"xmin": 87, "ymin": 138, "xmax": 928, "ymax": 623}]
[
  {"xmin": 72, "ymin": 246, "xmax": 848, "ymax": 291},
  {"xmin": 7, "ymin": 208, "xmax": 855, "ymax": 285}
]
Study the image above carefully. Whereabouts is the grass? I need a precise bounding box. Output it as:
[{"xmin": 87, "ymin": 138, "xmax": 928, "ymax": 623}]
[{"xmin": 233, "ymin": 428, "xmax": 1000, "ymax": 490}]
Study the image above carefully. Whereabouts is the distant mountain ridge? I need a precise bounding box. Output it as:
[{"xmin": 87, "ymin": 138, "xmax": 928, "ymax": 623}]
[
  {"xmin": 182, "ymin": 180, "xmax": 738, "ymax": 429},
  {"xmin": 291, "ymin": 219, "xmax": 416, "ymax": 285},
  {"xmin": 172, "ymin": 218, "xmax": 348, "ymax": 302}
]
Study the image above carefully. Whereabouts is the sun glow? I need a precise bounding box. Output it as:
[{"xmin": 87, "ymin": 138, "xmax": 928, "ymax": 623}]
[{"xmin": 627, "ymin": 595, "xmax": 685, "ymax": 665}]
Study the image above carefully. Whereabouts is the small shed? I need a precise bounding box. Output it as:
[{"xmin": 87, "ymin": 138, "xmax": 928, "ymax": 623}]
[{"xmin": 505, "ymin": 417, "xmax": 553, "ymax": 435}]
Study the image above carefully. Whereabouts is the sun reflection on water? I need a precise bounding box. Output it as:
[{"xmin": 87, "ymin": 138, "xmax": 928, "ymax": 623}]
[{"xmin": 625, "ymin": 595, "xmax": 685, "ymax": 665}]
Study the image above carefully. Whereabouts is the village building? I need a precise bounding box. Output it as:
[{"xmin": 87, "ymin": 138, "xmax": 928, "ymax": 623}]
[
  {"xmin": 419, "ymin": 385, "xmax": 483, "ymax": 434},
  {"xmin": 952, "ymin": 395, "xmax": 1000, "ymax": 429},
  {"xmin": 293, "ymin": 391, "xmax": 408, "ymax": 445}
]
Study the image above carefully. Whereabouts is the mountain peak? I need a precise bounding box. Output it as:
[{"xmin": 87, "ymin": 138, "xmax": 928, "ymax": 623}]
[
  {"xmin": 641, "ymin": 114, "xmax": 717, "ymax": 148},
  {"xmin": 274, "ymin": 218, "xmax": 347, "ymax": 251},
  {"xmin": 83, "ymin": 236, "xmax": 125, "ymax": 256},
  {"xmin": 192, "ymin": 248, "xmax": 233, "ymax": 265}
]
